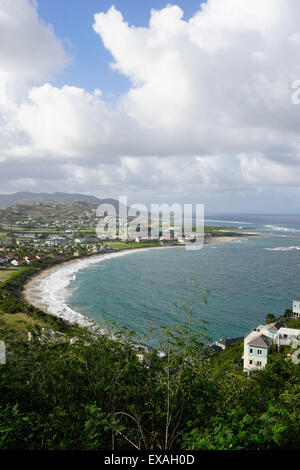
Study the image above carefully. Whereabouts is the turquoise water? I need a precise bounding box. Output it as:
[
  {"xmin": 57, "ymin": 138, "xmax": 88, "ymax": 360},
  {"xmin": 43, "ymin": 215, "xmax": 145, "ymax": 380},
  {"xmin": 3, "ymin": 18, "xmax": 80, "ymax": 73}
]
[{"xmin": 67, "ymin": 215, "xmax": 300, "ymax": 343}]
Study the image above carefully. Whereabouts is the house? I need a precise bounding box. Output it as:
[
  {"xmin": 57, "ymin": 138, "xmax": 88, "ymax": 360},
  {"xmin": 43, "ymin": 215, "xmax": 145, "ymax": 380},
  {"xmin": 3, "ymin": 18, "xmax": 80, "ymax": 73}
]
[
  {"xmin": 243, "ymin": 331, "xmax": 272, "ymax": 372},
  {"xmin": 202, "ymin": 343, "xmax": 223, "ymax": 359},
  {"xmin": 276, "ymin": 327, "xmax": 300, "ymax": 347},
  {"xmin": 11, "ymin": 258, "xmax": 26, "ymax": 266},
  {"xmin": 243, "ymin": 320, "xmax": 299, "ymax": 372},
  {"xmin": 214, "ymin": 337, "xmax": 243, "ymax": 350},
  {"xmin": 256, "ymin": 321, "xmax": 283, "ymax": 340},
  {"xmin": 292, "ymin": 297, "xmax": 300, "ymax": 318}
]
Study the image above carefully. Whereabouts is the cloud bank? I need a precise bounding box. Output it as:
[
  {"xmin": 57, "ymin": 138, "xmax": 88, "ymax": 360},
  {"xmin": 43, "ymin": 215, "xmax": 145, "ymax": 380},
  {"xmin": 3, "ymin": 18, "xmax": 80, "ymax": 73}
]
[{"xmin": 1, "ymin": 0, "xmax": 300, "ymax": 210}]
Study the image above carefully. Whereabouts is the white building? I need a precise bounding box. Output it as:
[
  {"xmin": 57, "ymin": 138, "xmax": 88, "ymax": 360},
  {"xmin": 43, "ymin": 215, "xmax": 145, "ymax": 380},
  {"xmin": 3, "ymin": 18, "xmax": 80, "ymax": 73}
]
[
  {"xmin": 243, "ymin": 320, "xmax": 300, "ymax": 372},
  {"xmin": 11, "ymin": 259, "xmax": 25, "ymax": 266},
  {"xmin": 214, "ymin": 337, "xmax": 243, "ymax": 350},
  {"xmin": 292, "ymin": 298, "xmax": 300, "ymax": 318},
  {"xmin": 276, "ymin": 327, "xmax": 300, "ymax": 347},
  {"xmin": 243, "ymin": 330, "xmax": 273, "ymax": 372}
]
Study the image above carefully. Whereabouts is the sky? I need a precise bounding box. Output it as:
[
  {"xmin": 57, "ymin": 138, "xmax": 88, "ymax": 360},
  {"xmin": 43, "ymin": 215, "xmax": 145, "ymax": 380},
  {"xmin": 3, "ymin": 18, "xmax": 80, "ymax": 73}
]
[{"xmin": 1, "ymin": 0, "xmax": 300, "ymax": 213}]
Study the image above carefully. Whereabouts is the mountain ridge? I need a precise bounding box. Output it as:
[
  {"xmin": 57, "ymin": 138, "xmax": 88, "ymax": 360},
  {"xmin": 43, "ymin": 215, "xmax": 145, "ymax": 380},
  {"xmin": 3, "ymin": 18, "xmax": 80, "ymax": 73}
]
[{"xmin": 0, "ymin": 192, "xmax": 119, "ymax": 209}]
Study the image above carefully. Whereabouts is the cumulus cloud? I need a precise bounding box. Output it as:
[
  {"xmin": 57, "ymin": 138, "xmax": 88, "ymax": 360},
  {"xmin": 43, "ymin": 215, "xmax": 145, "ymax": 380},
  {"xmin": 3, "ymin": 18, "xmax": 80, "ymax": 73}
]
[
  {"xmin": 0, "ymin": 0, "xmax": 68, "ymax": 102},
  {"xmin": 93, "ymin": 1, "xmax": 300, "ymax": 155},
  {"xmin": 0, "ymin": 0, "xmax": 69, "ymax": 161},
  {"xmin": 1, "ymin": 0, "xmax": 300, "ymax": 207}
]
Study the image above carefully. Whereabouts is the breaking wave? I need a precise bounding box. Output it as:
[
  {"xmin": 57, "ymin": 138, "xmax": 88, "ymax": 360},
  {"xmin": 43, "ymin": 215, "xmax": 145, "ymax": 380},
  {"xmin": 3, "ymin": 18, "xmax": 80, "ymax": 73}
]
[
  {"xmin": 24, "ymin": 248, "xmax": 161, "ymax": 330},
  {"xmin": 264, "ymin": 225, "xmax": 300, "ymax": 233},
  {"xmin": 264, "ymin": 246, "xmax": 300, "ymax": 251}
]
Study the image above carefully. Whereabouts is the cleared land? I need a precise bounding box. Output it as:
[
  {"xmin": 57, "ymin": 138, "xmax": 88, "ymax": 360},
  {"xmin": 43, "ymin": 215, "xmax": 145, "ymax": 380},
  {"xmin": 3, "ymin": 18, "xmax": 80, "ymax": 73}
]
[{"xmin": 0, "ymin": 267, "xmax": 20, "ymax": 283}]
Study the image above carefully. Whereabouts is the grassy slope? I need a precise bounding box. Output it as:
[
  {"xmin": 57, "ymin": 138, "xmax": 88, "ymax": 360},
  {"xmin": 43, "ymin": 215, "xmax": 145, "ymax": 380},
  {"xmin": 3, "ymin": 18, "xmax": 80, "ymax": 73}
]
[
  {"xmin": 0, "ymin": 312, "xmax": 51, "ymax": 335},
  {"xmin": 0, "ymin": 243, "xmax": 160, "ymax": 339},
  {"xmin": 210, "ymin": 339, "xmax": 244, "ymax": 368},
  {"xmin": 0, "ymin": 268, "xmax": 20, "ymax": 283}
]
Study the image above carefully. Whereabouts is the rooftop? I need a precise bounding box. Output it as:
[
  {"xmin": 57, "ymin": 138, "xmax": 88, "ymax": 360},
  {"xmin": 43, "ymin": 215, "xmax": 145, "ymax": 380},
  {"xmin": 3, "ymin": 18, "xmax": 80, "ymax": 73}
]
[
  {"xmin": 248, "ymin": 334, "xmax": 272, "ymax": 348},
  {"xmin": 217, "ymin": 337, "xmax": 243, "ymax": 347},
  {"xmin": 277, "ymin": 327, "xmax": 300, "ymax": 337},
  {"xmin": 257, "ymin": 321, "xmax": 283, "ymax": 333}
]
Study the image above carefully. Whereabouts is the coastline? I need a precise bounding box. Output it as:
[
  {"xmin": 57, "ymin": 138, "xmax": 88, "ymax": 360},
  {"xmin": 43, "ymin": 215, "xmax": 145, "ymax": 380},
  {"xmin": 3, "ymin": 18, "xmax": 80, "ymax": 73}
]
[
  {"xmin": 22, "ymin": 235, "xmax": 247, "ymax": 331},
  {"xmin": 205, "ymin": 235, "xmax": 243, "ymax": 244},
  {"xmin": 23, "ymin": 246, "xmax": 165, "ymax": 331}
]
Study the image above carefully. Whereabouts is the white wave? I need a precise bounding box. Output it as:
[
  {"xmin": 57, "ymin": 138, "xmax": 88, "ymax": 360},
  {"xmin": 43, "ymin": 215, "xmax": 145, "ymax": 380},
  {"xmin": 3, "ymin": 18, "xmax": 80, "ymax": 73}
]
[
  {"xmin": 218, "ymin": 229, "xmax": 259, "ymax": 235},
  {"xmin": 205, "ymin": 219, "xmax": 253, "ymax": 225},
  {"xmin": 272, "ymin": 234, "xmax": 294, "ymax": 238},
  {"xmin": 264, "ymin": 224, "xmax": 300, "ymax": 233},
  {"xmin": 26, "ymin": 247, "xmax": 164, "ymax": 330},
  {"xmin": 264, "ymin": 246, "xmax": 300, "ymax": 251},
  {"xmin": 242, "ymin": 232, "xmax": 260, "ymax": 235}
]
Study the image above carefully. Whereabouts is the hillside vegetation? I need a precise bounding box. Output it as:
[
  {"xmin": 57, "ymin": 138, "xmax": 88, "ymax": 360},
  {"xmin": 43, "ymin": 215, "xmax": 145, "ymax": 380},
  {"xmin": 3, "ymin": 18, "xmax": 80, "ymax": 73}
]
[
  {"xmin": 0, "ymin": 269, "xmax": 299, "ymax": 450},
  {"xmin": 0, "ymin": 191, "xmax": 118, "ymax": 209}
]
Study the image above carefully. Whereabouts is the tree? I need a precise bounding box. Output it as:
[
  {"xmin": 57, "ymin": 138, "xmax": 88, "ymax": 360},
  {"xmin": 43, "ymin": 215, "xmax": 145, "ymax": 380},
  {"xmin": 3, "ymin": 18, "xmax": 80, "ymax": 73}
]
[
  {"xmin": 284, "ymin": 308, "xmax": 292, "ymax": 319},
  {"xmin": 107, "ymin": 282, "xmax": 210, "ymax": 450},
  {"xmin": 266, "ymin": 313, "xmax": 275, "ymax": 324}
]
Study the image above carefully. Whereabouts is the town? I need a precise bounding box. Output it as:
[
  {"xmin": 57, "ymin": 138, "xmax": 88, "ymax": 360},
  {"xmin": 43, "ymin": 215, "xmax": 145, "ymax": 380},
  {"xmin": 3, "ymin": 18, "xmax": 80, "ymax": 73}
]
[
  {"xmin": 1, "ymin": 198, "xmax": 298, "ymax": 374},
  {"xmin": 0, "ymin": 200, "xmax": 248, "ymax": 271}
]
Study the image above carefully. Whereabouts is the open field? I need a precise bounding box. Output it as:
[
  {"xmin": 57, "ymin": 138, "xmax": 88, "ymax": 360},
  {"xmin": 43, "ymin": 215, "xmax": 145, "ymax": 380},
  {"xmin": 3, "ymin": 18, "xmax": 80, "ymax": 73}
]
[
  {"xmin": 0, "ymin": 267, "xmax": 20, "ymax": 283},
  {"xmin": 0, "ymin": 312, "xmax": 51, "ymax": 336}
]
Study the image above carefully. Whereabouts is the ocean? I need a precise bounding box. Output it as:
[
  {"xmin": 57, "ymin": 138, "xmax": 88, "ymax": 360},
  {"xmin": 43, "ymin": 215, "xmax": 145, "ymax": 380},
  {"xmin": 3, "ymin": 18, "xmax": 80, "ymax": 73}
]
[{"xmin": 61, "ymin": 214, "xmax": 300, "ymax": 344}]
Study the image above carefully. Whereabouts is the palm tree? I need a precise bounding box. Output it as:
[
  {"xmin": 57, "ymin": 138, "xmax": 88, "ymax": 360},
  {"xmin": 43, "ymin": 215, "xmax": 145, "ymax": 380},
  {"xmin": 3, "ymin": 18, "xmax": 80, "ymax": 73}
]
[{"xmin": 266, "ymin": 313, "xmax": 275, "ymax": 324}]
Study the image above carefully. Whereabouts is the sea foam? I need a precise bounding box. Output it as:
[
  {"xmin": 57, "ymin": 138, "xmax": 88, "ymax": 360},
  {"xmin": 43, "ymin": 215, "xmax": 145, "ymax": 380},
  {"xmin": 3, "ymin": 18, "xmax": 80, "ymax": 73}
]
[
  {"xmin": 264, "ymin": 225, "xmax": 300, "ymax": 233},
  {"xmin": 264, "ymin": 246, "xmax": 300, "ymax": 251},
  {"xmin": 26, "ymin": 248, "xmax": 159, "ymax": 329}
]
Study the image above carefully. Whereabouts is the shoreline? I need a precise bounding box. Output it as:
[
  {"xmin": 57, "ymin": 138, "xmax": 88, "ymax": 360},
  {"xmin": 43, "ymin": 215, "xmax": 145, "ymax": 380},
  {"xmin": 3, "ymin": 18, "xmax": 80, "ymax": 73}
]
[
  {"xmin": 23, "ymin": 246, "xmax": 167, "ymax": 331},
  {"xmin": 205, "ymin": 235, "xmax": 243, "ymax": 244},
  {"xmin": 22, "ymin": 235, "xmax": 248, "ymax": 331}
]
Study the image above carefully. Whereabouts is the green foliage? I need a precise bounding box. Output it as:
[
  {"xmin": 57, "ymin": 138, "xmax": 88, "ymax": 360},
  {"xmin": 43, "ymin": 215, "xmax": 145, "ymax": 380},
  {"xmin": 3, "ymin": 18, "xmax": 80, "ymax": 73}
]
[
  {"xmin": 266, "ymin": 313, "xmax": 276, "ymax": 324},
  {"xmin": 284, "ymin": 308, "xmax": 293, "ymax": 319},
  {"xmin": 209, "ymin": 339, "xmax": 243, "ymax": 370},
  {"xmin": 182, "ymin": 360, "xmax": 300, "ymax": 450},
  {"xmin": 286, "ymin": 316, "xmax": 300, "ymax": 329},
  {"xmin": 0, "ymin": 279, "xmax": 299, "ymax": 450}
]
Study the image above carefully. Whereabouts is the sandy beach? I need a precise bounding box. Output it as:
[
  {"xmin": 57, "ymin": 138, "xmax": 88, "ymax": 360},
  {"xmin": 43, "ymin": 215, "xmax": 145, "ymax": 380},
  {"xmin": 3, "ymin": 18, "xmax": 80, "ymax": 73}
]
[
  {"xmin": 23, "ymin": 246, "xmax": 172, "ymax": 329},
  {"xmin": 23, "ymin": 237, "xmax": 246, "ymax": 328},
  {"xmin": 206, "ymin": 236, "xmax": 244, "ymax": 244}
]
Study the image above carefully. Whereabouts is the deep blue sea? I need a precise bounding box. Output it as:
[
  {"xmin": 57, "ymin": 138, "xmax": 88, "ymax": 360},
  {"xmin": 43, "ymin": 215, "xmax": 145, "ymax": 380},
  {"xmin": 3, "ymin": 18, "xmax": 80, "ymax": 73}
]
[{"xmin": 67, "ymin": 214, "xmax": 300, "ymax": 343}]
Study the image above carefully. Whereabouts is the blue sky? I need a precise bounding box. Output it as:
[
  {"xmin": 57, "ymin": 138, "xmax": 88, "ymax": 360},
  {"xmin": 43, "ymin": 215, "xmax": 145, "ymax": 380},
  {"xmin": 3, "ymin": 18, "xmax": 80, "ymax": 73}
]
[
  {"xmin": 37, "ymin": 1, "xmax": 205, "ymax": 100},
  {"xmin": 1, "ymin": 0, "xmax": 300, "ymax": 212}
]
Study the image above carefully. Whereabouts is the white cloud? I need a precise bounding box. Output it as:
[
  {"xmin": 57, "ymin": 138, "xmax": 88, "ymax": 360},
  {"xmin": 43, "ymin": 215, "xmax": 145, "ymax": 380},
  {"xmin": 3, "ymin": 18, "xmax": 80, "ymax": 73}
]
[
  {"xmin": 0, "ymin": 0, "xmax": 68, "ymax": 103},
  {"xmin": 239, "ymin": 153, "xmax": 300, "ymax": 186},
  {"xmin": 17, "ymin": 84, "xmax": 112, "ymax": 159},
  {"xmin": 1, "ymin": 0, "xmax": 300, "ymax": 209},
  {"xmin": 0, "ymin": 0, "xmax": 69, "ymax": 161}
]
